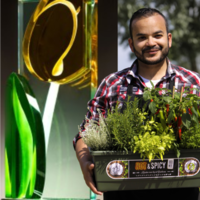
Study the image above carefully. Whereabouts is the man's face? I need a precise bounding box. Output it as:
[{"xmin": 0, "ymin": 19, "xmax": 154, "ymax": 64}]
[{"xmin": 128, "ymin": 14, "xmax": 172, "ymax": 65}]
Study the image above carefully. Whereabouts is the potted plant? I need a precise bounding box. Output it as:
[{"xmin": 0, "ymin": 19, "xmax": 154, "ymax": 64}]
[{"xmin": 79, "ymin": 85, "xmax": 200, "ymax": 191}]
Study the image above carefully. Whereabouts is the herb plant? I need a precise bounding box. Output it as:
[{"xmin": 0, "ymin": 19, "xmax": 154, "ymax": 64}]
[
  {"xmin": 106, "ymin": 97, "xmax": 147, "ymax": 152},
  {"xmin": 80, "ymin": 85, "xmax": 200, "ymax": 161},
  {"xmin": 133, "ymin": 119, "xmax": 176, "ymax": 161},
  {"xmin": 79, "ymin": 109, "xmax": 112, "ymax": 151}
]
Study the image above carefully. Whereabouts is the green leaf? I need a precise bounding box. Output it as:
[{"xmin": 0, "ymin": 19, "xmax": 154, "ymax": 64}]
[
  {"xmin": 162, "ymin": 96, "xmax": 172, "ymax": 103},
  {"xmin": 143, "ymin": 90, "xmax": 151, "ymax": 101},
  {"xmin": 184, "ymin": 120, "xmax": 191, "ymax": 129},
  {"xmin": 190, "ymin": 88, "xmax": 200, "ymax": 92},
  {"xmin": 176, "ymin": 148, "xmax": 180, "ymax": 158},
  {"xmin": 150, "ymin": 80, "xmax": 155, "ymax": 88},
  {"xmin": 174, "ymin": 93, "xmax": 181, "ymax": 100},
  {"xmin": 191, "ymin": 115, "xmax": 199, "ymax": 126},
  {"xmin": 191, "ymin": 107, "xmax": 198, "ymax": 117},
  {"xmin": 156, "ymin": 88, "xmax": 164, "ymax": 91},
  {"xmin": 182, "ymin": 113, "xmax": 191, "ymax": 129},
  {"xmin": 185, "ymin": 94, "xmax": 195, "ymax": 98},
  {"xmin": 167, "ymin": 109, "xmax": 173, "ymax": 124},
  {"xmin": 149, "ymin": 101, "xmax": 156, "ymax": 114},
  {"xmin": 174, "ymin": 143, "xmax": 181, "ymax": 158}
]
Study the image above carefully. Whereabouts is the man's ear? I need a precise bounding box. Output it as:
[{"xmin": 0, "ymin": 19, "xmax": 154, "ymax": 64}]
[
  {"xmin": 168, "ymin": 33, "xmax": 172, "ymax": 48},
  {"xmin": 128, "ymin": 38, "xmax": 134, "ymax": 52}
]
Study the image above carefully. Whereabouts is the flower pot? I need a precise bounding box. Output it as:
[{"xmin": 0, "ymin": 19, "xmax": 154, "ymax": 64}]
[{"xmin": 90, "ymin": 149, "xmax": 200, "ymax": 191}]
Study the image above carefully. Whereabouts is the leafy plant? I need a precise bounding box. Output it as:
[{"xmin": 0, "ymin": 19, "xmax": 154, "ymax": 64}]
[
  {"xmin": 133, "ymin": 120, "xmax": 176, "ymax": 161},
  {"xmin": 106, "ymin": 97, "xmax": 147, "ymax": 152},
  {"xmin": 80, "ymin": 86, "xmax": 200, "ymax": 161},
  {"xmin": 79, "ymin": 109, "xmax": 112, "ymax": 151}
]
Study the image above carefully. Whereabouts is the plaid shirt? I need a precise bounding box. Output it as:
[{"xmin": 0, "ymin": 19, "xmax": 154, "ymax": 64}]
[{"xmin": 73, "ymin": 59, "xmax": 200, "ymax": 149}]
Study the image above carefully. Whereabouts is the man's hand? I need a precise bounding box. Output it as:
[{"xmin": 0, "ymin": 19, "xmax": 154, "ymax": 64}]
[
  {"xmin": 76, "ymin": 139, "xmax": 103, "ymax": 195},
  {"xmin": 82, "ymin": 161, "xmax": 102, "ymax": 195}
]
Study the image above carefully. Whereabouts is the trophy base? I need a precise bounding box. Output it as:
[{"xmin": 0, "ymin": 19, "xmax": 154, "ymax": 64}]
[{"xmin": 1, "ymin": 198, "xmax": 90, "ymax": 200}]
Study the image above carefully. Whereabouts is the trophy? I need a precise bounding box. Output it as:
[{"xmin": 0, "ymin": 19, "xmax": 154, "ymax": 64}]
[{"xmin": 5, "ymin": 0, "xmax": 97, "ymax": 198}]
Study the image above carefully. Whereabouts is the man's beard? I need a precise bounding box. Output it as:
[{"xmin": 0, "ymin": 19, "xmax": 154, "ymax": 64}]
[{"xmin": 133, "ymin": 44, "xmax": 169, "ymax": 65}]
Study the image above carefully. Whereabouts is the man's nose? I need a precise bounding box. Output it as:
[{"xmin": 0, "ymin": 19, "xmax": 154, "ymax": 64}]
[{"xmin": 146, "ymin": 37, "xmax": 156, "ymax": 46}]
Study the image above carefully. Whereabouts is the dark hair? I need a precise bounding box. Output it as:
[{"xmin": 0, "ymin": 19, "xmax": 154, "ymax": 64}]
[{"xmin": 129, "ymin": 8, "xmax": 169, "ymax": 39}]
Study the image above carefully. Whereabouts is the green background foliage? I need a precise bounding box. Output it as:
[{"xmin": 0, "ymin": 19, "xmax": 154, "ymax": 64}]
[{"xmin": 118, "ymin": 0, "xmax": 200, "ymax": 73}]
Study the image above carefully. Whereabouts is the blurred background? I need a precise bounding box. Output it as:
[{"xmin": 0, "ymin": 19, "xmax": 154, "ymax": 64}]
[{"xmin": 117, "ymin": 0, "xmax": 200, "ymax": 73}]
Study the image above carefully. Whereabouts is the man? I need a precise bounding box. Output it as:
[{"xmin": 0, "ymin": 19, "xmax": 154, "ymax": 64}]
[{"xmin": 73, "ymin": 8, "xmax": 200, "ymax": 200}]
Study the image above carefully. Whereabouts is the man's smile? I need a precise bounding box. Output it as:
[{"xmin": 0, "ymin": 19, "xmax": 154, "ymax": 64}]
[{"xmin": 144, "ymin": 50, "xmax": 159, "ymax": 54}]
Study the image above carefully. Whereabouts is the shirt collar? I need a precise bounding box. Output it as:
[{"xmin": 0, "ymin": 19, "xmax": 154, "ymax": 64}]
[
  {"xmin": 126, "ymin": 58, "xmax": 176, "ymax": 84},
  {"xmin": 167, "ymin": 59, "xmax": 176, "ymax": 76}
]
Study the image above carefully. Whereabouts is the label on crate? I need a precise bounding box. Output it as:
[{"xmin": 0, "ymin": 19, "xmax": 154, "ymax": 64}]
[{"xmin": 106, "ymin": 157, "xmax": 200, "ymax": 179}]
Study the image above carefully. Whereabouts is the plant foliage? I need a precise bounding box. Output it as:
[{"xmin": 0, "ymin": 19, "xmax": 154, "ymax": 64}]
[
  {"xmin": 80, "ymin": 86, "xmax": 200, "ymax": 161},
  {"xmin": 106, "ymin": 97, "xmax": 147, "ymax": 152},
  {"xmin": 79, "ymin": 109, "xmax": 112, "ymax": 151}
]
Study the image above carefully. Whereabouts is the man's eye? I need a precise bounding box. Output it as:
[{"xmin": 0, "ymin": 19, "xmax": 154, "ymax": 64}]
[
  {"xmin": 138, "ymin": 36, "xmax": 145, "ymax": 40},
  {"xmin": 155, "ymin": 35, "xmax": 162, "ymax": 38}
]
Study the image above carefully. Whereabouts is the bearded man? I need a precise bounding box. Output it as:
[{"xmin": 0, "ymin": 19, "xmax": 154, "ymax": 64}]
[{"xmin": 73, "ymin": 8, "xmax": 200, "ymax": 200}]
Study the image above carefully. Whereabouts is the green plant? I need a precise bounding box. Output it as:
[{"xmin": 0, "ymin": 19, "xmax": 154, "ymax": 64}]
[
  {"xmin": 133, "ymin": 120, "xmax": 176, "ymax": 161},
  {"xmin": 106, "ymin": 95, "xmax": 176, "ymax": 161},
  {"xmin": 106, "ymin": 97, "xmax": 147, "ymax": 152},
  {"xmin": 80, "ymin": 85, "xmax": 200, "ymax": 161},
  {"xmin": 79, "ymin": 109, "xmax": 112, "ymax": 151}
]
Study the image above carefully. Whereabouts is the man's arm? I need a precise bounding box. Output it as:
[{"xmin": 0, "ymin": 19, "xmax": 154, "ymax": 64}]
[
  {"xmin": 74, "ymin": 76, "xmax": 110, "ymax": 194},
  {"xmin": 75, "ymin": 138, "xmax": 103, "ymax": 195}
]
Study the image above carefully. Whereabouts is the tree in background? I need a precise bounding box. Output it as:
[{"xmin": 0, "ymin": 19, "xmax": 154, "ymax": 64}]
[{"xmin": 118, "ymin": 0, "xmax": 200, "ymax": 72}]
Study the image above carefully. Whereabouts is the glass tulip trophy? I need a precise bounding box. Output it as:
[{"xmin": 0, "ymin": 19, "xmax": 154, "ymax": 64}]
[
  {"xmin": 6, "ymin": 0, "xmax": 98, "ymax": 199},
  {"xmin": 23, "ymin": 0, "xmax": 98, "ymax": 152}
]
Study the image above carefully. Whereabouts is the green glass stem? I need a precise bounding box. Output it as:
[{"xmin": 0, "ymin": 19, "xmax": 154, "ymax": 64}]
[{"xmin": 5, "ymin": 73, "xmax": 45, "ymax": 198}]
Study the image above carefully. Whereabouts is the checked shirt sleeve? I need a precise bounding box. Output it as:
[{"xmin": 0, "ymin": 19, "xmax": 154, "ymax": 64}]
[{"xmin": 73, "ymin": 78, "xmax": 109, "ymax": 150}]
